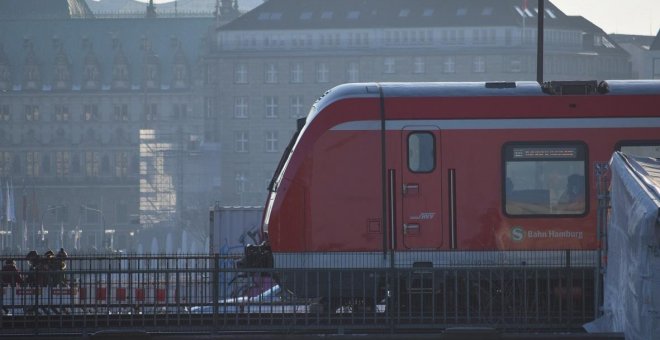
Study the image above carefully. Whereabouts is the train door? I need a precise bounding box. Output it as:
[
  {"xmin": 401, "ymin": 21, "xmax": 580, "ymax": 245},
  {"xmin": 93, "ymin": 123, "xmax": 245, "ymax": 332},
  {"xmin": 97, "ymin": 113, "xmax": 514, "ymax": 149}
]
[{"xmin": 399, "ymin": 128, "xmax": 443, "ymax": 249}]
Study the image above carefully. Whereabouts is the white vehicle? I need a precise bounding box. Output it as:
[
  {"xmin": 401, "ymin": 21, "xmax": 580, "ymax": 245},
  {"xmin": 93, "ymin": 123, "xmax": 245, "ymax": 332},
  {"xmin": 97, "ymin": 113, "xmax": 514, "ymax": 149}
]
[{"xmin": 189, "ymin": 285, "xmax": 313, "ymax": 314}]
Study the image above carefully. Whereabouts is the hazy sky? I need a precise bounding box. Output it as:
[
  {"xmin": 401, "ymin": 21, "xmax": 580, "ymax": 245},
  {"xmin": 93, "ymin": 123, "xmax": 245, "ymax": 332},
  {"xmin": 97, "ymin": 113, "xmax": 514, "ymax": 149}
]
[
  {"xmin": 550, "ymin": 0, "xmax": 659, "ymax": 36},
  {"xmin": 135, "ymin": 0, "xmax": 660, "ymax": 37}
]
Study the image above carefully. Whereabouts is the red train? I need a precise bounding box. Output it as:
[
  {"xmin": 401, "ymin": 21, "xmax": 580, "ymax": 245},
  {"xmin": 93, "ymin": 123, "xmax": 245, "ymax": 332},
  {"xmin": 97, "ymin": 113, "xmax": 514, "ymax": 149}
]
[{"xmin": 242, "ymin": 80, "xmax": 660, "ymax": 302}]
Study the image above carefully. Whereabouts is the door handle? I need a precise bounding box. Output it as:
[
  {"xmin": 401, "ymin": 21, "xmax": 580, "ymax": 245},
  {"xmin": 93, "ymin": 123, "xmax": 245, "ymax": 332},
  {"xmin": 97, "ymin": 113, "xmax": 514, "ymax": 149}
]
[
  {"xmin": 402, "ymin": 183, "xmax": 419, "ymax": 194},
  {"xmin": 403, "ymin": 223, "xmax": 420, "ymax": 234}
]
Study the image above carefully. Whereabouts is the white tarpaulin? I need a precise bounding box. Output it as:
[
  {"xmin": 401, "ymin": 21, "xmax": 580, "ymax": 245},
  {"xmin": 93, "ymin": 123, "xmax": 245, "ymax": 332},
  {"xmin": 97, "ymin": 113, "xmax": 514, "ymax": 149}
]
[{"xmin": 586, "ymin": 152, "xmax": 660, "ymax": 339}]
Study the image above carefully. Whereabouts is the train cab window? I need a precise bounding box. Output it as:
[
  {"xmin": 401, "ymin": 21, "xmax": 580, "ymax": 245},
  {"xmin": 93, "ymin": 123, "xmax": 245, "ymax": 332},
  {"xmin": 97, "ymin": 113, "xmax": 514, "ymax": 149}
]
[
  {"xmin": 408, "ymin": 132, "xmax": 435, "ymax": 173},
  {"xmin": 618, "ymin": 142, "xmax": 660, "ymax": 158},
  {"xmin": 503, "ymin": 143, "xmax": 587, "ymax": 216}
]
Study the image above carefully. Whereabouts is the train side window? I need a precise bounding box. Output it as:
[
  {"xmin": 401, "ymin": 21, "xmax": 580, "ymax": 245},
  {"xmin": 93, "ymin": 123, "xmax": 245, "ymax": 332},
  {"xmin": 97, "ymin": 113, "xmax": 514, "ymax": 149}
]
[
  {"xmin": 503, "ymin": 143, "xmax": 587, "ymax": 216},
  {"xmin": 617, "ymin": 142, "xmax": 660, "ymax": 158},
  {"xmin": 408, "ymin": 132, "xmax": 435, "ymax": 173}
]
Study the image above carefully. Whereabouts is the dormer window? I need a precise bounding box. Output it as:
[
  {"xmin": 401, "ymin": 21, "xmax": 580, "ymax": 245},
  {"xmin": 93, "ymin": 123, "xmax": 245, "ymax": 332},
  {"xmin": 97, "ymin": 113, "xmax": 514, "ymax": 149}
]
[
  {"xmin": 0, "ymin": 47, "xmax": 11, "ymax": 91},
  {"xmin": 172, "ymin": 44, "xmax": 189, "ymax": 90},
  {"xmin": 54, "ymin": 49, "xmax": 71, "ymax": 91},
  {"xmin": 112, "ymin": 46, "xmax": 130, "ymax": 90},
  {"xmin": 144, "ymin": 51, "xmax": 161, "ymax": 90},
  {"xmin": 23, "ymin": 42, "xmax": 41, "ymax": 91},
  {"xmin": 82, "ymin": 49, "xmax": 101, "ymax": 91}
]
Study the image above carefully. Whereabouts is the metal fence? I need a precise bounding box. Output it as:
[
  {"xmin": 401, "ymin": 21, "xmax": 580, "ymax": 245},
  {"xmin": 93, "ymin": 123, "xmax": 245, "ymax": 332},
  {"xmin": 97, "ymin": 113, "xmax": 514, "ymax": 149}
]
[{"xmin": 0, "ymin": 250, "xmax": 598, "ymax": 335}]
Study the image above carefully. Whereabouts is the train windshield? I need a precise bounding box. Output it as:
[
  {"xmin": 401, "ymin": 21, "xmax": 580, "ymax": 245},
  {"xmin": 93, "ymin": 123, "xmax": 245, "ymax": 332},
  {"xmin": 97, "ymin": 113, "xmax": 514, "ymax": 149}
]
[
  {"xmin": 504, "ymin": 143, "xmax": 587, "ymax": 216},
  {"xmin": 267, "ymin": 118, "xmax": 307, "ymax": 192}
]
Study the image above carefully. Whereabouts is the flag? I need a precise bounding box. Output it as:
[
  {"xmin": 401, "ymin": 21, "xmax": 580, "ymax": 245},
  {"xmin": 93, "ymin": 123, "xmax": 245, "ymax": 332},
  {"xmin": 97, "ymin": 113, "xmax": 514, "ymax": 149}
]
[
  {"xmin": 22, "ymin": 184, "xmax": 27, "ymax": 249},
  {"xmin": 6, "ymin": 178, "xmax": 15, "ymax": 223},
  {"xmin": 0, "ymin": 178, "xmax": 4, "ymax": 222}
]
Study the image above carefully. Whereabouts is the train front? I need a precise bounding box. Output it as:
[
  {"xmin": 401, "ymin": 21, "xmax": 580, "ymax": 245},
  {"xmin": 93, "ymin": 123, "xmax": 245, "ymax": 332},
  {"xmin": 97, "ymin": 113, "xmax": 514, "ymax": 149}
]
[{"xmin": 236, "ymin": 96, "xmax": 319, "ymax": 273}]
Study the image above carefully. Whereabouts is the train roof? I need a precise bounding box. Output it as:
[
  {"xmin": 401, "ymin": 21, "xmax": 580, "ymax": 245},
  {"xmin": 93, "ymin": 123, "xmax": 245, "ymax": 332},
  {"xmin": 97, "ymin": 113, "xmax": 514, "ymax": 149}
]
[{"xmin": 309, "ymin": 80, "xmax": 660, "ymax": 122}]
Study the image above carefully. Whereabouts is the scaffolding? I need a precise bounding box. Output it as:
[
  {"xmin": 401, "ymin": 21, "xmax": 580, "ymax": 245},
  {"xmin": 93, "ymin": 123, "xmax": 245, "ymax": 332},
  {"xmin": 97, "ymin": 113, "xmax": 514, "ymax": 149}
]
[
  {"xmin": 139, "ymin": 129, "xmax": 221, "ymax": 243},
  {"xmin": 139, "ymin": 129, "xmax": 179, "ymax": 228}
]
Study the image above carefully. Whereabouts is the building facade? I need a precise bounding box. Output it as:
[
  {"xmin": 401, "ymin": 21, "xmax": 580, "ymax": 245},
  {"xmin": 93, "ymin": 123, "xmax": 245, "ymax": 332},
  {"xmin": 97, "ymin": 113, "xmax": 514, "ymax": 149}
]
[
  {"xmin": 207, "ymin": 0, "xmax": 632, "ymax": 206},
  {"xmin": 0, "ymin": 14, "xmax": 220, "ymax": 253}
]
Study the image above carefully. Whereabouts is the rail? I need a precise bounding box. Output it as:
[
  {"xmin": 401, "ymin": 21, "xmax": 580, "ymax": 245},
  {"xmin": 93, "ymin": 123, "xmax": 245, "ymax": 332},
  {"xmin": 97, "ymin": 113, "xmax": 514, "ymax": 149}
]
[{"xmin": 0, "ymin": 251, "xmax": 598, "ymax": 336}]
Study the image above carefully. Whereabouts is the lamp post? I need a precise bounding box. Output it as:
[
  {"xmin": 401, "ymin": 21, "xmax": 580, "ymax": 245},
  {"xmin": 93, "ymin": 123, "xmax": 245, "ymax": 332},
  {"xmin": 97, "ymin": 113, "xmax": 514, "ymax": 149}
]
[
  {"xmin": 104, "ymin": 229, "xmax": 116, "ymax": 251},
  {"xmin": 80, "ymin": 205, "xmax": 106, "ymax": 251},
  {"xmin": 0, "ymin": 230, "xmax": 11, "ymax": 252},
  {"xmin": 39, "ymin": 205, "xmax": 63, "ymax": 250}
]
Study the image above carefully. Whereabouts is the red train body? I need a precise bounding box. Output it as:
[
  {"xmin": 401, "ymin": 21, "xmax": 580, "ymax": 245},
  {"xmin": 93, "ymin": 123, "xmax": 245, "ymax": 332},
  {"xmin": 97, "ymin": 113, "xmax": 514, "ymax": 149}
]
[{"xmin": 245, "ymin": 80, "xmax": 660, "ymax": 299}]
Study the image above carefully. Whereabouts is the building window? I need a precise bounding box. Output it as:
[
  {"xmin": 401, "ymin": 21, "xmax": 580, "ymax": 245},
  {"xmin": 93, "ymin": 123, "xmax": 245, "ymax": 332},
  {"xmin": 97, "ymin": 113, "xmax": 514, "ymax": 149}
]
[
  {"xmin": 12, "ymin": 155, "xmax": 20, "ymax": 175},
  {"xmin": 115, "ymin": 152, "xmax": 129, "ymax": 177},
  {"xmin": 101, "ymin": 154, "xmax": 110, "ymax": 174},
  {"xmin": 265, "ymin": 63, "xmax": 278, "ymax": 83},
  {"xmin": 234, "ymin": 97, "xmax": 249, "ymax": 118},
  {"xmin": 114, "ymin": 104, "xmax": 128, "ymax": 121},
  {"xmin": 413, "ymin": 57, "xmax": 425, "ymax": 74},
  {"xmin": 235, "ymin": 171, "xmax": 247, "ymax": 194},
  {"xmin": 83, "ymin": 63, "xmax": 100, "ymax": 86},
  {"xmin": 347, "ymin": 62, "xmax": 359, "ymax": 82},
  {"xmin": 55, "ymin": 151, "xmax": 70, "ymax": 177},
  {"xmin": 383, "ymin": 57, "xmax": 396, "ymax": 74},
  {"xmin": 0, "ymin": 105, "xmax": 10, "ymax": 121},
  {"xmin": 510, "ymin": 57, "xmax": 522, "ymax": 73},
  {"xmin": 42, "ymin": 154, "xmax": 51, "ymax": 174},
  {"xmin": 112, "ymin": 62, "xmax": 129, "ymax": 88},
  {"xmin": 234, "ymin": 63, "xmax": 248, "ymax": 84},
  {"xmin": 234, "ymin": 131, "xmax": 249, "ymax": 153},
  {"xmin": 27, "ymin": 151, "xmax": 40, "ymax": 177},
  {"xmin": 504, "ymin": 143, "xmax": 587, "ymax": 216},
  {"xmin": 265, "ymin": 96, "xmax": 279, "ymax": 118},
  {"xmin": 25, "ymin": 105, "xmax": 40, "ymax": 121},
  {"xmin": 290, "ymin": 95, "xmax": 305, "ymax": 118},
  {"xmin": 316, "ymin": 62, "xmax": 329, "ymax": 83},
  {"xmin": 265, "ymin": 130, "xmax": 279, "ymax": 152},
  {"xmin": 83, "ymin": 104, "xmax": 99, "ymax": 121},
  {"xmin": 173, "ymin": 103, "xmax": 188, "ymax": 119},
  {"xmin": 472, "ymin": 56, "xmax": 486, "ymax": 73},
  {"xmin": 290, "ymin": 62, "xmax": 303, "ymax": 83},
  {"xmin": 85, "ymin": 151, "xmax": 100, "ymax": 177},
  {"xmin": 443, "ymin": 56, "xmax": 455, "ymax": 73},
  {"xmin": 0, "ymin": 151, "xmax": 11, "ymax": 177},
  {"xmin": 55, "ymin": 105, "xmax": 70, "ymax": 122},
  {"xmin": 145, "ymin": 103, "xmax": 157, "ymax": 121}
]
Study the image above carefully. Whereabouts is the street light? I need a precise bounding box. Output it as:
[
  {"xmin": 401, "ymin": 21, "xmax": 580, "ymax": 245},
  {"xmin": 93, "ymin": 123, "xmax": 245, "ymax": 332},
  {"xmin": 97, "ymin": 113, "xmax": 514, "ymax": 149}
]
[
  {"xmin": 104, "ymin": 229, "xmax": 116, "ymax": 251},
  {"xmin": 39, "ymin": 205, "xmax": 63, "ymax": 250},
  {"xmin": 80, "ymin": 205, "xmax": 107, "ymax": 251},
  {"xmin": 0, "ymin": 230, "xmax": 11, "ymax": 252}
]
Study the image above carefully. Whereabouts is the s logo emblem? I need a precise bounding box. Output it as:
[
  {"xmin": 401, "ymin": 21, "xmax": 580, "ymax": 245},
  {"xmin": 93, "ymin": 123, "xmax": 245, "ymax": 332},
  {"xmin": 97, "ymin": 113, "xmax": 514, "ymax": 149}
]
[{"xmin": 511, "ymin": 227, "xmax": 524, "ymax": 242}]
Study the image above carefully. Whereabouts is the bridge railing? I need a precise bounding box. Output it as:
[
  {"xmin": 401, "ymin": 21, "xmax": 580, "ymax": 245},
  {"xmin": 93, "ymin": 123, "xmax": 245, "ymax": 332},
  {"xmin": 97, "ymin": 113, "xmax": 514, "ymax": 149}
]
[{"xmin": 0, "ymin": 251, "xmax": 598, "ymax": 335}]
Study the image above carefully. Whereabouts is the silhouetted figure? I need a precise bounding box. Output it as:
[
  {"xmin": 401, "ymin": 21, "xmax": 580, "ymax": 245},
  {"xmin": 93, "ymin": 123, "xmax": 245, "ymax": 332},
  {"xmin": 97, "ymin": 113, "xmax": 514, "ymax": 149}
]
[
  {"xmin": 54, "ymin": 248, "xmax": 68, "ymax": 286},
  {"xmin": 43, "ymin": 250, "xmax": 60, "ymax": 286},
  {"xmin": 1, "ymin": 259, "xmax": 23, "ymax": 286},
  {"xmin": 25, "ymin": 250, "xmax": 45, "ymax": 286}
]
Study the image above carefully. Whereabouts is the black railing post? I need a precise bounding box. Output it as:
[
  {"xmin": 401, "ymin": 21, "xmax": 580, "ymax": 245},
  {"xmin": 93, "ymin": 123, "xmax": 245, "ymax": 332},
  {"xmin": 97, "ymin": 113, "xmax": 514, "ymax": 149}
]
[
  {"xmin": 537, "ymin": 0, "xmax": 544, "ymax": 84},
  {"xmin": 212, "ymin": 253, "xmax": 220, "ymax": 333}
]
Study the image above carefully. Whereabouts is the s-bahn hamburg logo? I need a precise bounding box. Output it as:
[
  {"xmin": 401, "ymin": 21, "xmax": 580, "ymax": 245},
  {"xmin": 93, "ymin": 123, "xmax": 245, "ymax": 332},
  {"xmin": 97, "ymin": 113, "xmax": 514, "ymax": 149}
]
[
  {"xmin": 410, "ymin": 212, "xmax": 436, "ymax": 220},
  {"xmin": 511, "ymin": 227, "xmax": 525, "ymax": 242},
  {"xmin": 510, "ymin": 226, "xmax": 585, "ymax": 241}
]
